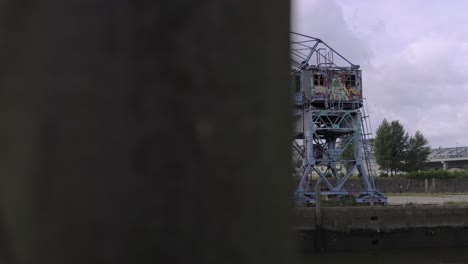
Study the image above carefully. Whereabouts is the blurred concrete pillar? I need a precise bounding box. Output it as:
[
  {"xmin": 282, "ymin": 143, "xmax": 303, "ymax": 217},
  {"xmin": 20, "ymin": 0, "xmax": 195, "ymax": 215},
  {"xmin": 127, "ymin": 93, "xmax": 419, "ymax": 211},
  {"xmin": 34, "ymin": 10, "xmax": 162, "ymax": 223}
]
[
  {"xmin": 442, "ymin": 161, "xmax": 448, "ymax": 170},
  {"xmin": 0, "ymin": 1, "xmax": 293, "ymax": 263}
]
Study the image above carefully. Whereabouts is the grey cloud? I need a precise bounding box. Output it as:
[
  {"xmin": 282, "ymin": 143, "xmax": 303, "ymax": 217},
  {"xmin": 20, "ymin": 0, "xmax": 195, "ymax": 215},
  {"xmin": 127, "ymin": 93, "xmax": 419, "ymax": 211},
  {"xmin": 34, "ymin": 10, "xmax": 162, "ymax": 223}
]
[
  {"xmin": 293, "ymin": 0, "xmax": 468, "ymax": 147},
  {"xmin": 292, "ymin": 0, "xmax": 373, "ymax": 70}
]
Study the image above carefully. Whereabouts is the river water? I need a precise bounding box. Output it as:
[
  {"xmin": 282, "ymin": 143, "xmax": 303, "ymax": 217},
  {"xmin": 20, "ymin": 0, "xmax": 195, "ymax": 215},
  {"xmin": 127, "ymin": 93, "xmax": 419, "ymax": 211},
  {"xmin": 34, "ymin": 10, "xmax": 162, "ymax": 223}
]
[{"xmin": 303, "ymin": 247, "xmax": 468, "ymax": 264}]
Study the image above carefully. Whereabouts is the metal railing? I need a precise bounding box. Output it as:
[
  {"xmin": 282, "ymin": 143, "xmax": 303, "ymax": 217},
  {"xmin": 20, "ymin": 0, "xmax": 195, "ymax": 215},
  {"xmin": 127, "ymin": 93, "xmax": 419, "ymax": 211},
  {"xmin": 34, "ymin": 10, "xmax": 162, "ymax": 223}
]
[{"xmin": 429, "ymin": 146, "xmax": 468, "ymax": 160}]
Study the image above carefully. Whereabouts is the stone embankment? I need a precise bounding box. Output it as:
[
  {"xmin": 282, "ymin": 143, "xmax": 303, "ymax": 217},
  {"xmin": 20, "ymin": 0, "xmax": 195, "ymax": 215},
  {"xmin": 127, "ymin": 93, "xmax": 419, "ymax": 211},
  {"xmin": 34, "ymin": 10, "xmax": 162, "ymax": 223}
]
[{"xmin": 298, "ymin": 205, "xmax": 468, "ymax": 252}]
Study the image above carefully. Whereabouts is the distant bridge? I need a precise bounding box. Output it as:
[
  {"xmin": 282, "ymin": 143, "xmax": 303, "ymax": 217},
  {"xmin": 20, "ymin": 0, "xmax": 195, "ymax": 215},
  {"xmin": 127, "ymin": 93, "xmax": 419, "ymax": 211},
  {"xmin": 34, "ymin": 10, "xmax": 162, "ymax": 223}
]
[{"xmin": 427, "ymin": 146, "xmax": 468, "ymax": 170}]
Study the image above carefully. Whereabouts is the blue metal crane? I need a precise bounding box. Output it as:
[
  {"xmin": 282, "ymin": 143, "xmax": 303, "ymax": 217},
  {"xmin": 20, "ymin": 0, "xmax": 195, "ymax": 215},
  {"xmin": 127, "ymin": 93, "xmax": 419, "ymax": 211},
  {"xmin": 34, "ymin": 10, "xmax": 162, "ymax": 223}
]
[{"xmin": 291, "ymin": 32, "xmax": 387, "ymax": 206}]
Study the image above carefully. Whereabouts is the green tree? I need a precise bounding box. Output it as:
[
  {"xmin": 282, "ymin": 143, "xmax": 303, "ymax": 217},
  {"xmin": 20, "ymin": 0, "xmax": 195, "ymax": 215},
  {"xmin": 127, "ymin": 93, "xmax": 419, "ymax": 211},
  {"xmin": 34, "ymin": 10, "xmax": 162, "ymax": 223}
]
[
  {"xmin": 374, "ymin": 119, "xmax": 391, "ymax": 174},
  {"xmin": 374, "ymin": 119, "xmax": 408, "ymax": 175},
  {"xmin": 404, "ymin": 131, "xmax": 431, "ymax": 172},
  {"xmin": 389, "ymin": 120, "xmax": 409, "ymax": 174}
]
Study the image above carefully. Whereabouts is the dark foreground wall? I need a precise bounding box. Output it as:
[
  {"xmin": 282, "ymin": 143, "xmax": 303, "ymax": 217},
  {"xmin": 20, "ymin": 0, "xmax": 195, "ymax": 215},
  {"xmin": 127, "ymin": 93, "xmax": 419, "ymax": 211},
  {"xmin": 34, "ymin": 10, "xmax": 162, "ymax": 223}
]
[
  {"xmin": 0, "ymin": 1, "xmax": 294, "ymax": 264},
  {"xmin": 297, "ymin": 206, "xmax": 468, "ymax": 252}
]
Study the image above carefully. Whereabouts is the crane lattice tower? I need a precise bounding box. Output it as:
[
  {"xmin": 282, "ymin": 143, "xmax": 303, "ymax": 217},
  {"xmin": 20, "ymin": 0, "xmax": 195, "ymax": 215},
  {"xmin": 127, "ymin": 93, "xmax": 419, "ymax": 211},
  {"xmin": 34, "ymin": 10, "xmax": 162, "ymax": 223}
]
[{"xmin": 291, "ymin": 32, "xmax": 387, "ymax": 205}]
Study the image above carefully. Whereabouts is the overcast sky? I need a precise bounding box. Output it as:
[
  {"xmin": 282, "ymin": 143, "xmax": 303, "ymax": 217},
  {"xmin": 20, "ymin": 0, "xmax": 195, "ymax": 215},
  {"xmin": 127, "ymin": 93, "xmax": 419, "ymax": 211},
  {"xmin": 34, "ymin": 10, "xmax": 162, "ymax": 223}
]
[{"xmin": 292, "ymin": 0, "xmax": 468, "ymax": 148}]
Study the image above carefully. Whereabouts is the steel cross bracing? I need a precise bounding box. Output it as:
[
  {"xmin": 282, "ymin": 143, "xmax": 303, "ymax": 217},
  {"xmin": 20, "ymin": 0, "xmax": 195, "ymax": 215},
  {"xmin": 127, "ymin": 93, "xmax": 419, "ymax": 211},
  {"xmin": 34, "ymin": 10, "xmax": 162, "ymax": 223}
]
[
  {"xmin": 290, "ymin": 32, "xmax": 356, "ymax": 73},
  {"xmin": 291, "ymin": 32, "xmax": 387, "ymax": 206},
  {"xmin": 429, "ymin": 146, "xmax": 468, "ymax": 160}
]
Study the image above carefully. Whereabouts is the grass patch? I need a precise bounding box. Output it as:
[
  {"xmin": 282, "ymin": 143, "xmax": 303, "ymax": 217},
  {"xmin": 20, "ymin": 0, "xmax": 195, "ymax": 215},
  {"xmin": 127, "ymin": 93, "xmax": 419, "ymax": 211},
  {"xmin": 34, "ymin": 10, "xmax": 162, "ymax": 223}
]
[
  {"xmin": 443, "ymin": 201, "xmax": 468, "ymax": 206},
  {"xmin": 376, "ymin": 170, "xmax": 468, "ymax": 179},
  {"xmin": 387, "ymin": 193, "xmax": 439, "ymax": 197},
  {"xmin": 385, "ymin": 193, "xmax": 464, "ymax": 197}
]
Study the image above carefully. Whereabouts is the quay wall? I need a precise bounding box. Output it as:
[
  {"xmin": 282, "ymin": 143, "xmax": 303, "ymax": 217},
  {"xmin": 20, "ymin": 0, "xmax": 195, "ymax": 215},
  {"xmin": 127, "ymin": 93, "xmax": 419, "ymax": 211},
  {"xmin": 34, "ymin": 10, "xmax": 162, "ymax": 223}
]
[{"xmin": 297, "ymin": 206, "xmax": 468, "ymax": 252}]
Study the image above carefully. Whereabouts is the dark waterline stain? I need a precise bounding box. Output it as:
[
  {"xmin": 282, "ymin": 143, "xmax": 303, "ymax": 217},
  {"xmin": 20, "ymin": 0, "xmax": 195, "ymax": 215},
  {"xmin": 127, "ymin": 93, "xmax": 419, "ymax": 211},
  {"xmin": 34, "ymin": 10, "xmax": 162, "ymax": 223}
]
[{"xmin": 302, "ymin": 247, "xmax": 468, "ymax": 264}]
